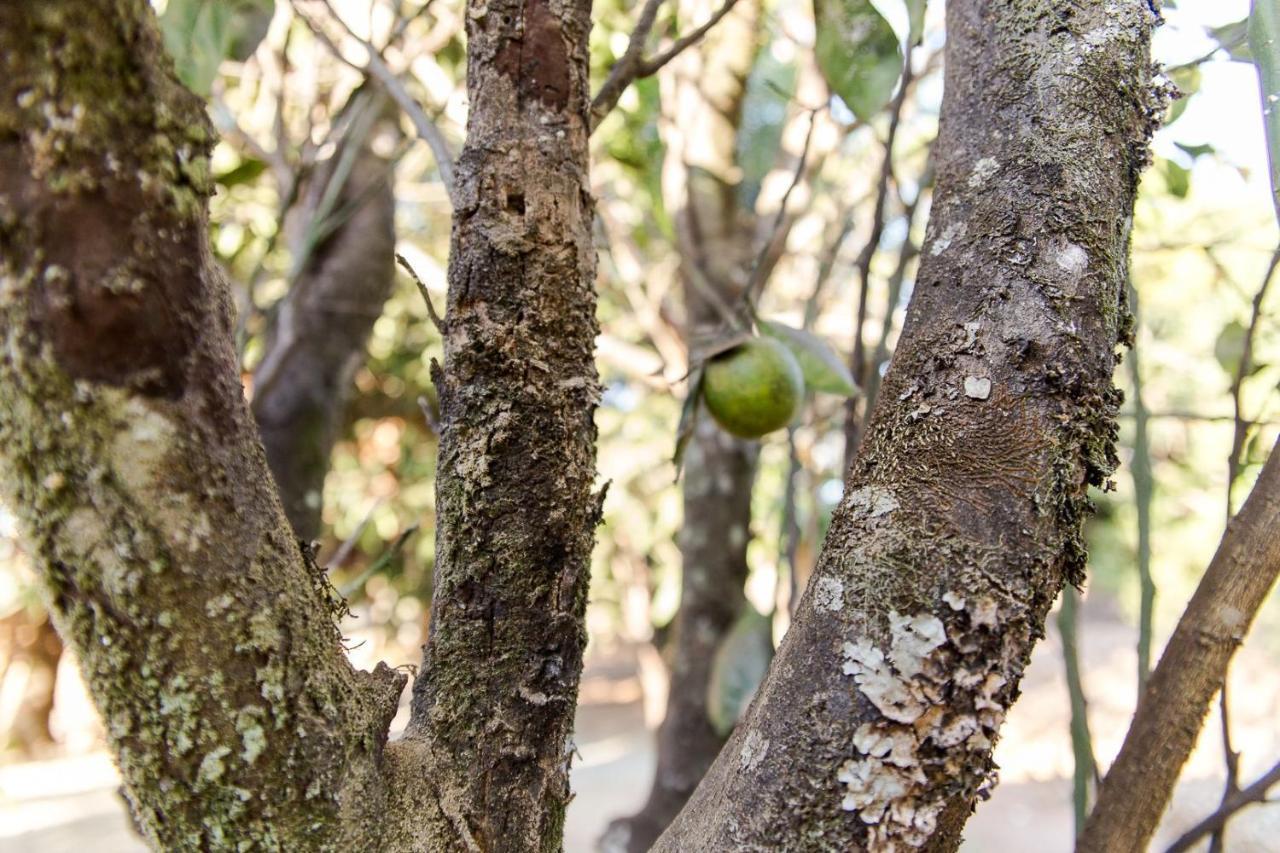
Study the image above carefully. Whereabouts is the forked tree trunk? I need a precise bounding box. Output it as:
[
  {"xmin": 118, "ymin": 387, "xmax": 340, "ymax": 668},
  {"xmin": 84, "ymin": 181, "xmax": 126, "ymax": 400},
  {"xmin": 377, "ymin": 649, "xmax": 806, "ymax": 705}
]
[{"xmin": 654, "ymin": 0, "xmax": 1162, "ymax": 848}]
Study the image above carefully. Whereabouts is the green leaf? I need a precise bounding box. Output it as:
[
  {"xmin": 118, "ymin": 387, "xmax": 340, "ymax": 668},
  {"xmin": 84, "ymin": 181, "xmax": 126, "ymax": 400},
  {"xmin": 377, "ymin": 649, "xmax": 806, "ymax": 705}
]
[
  {"xmin": 1214, "ymin": 320, "xmax": 1247, "ymax": 376},
  {"xmin": 1161, "ymin": 159, "xmax": 1190, "ymax": 199},
  {"xmin": 1214, "ymin": 18, "xmax": 1253, "ymax": 62},
  {"xmin": 1174, "ymin": 141, "xmax": 1215, "ymax": 160},
  {"xmin": 1249, "ymin": 0, "xmax": 1280, "ymax": 222},
  {"xmin": 812, "ymin": 0, "xmax": 903, "ymax": 122},
  {"xmin": 161, "ymin": 0, "xmax": 274, "ymax": 96},
  {"xmin": 759, "ymin": 319, "xmax": 858, "ymax": 396},
  {"xmin": 1165, "ymin": 65, "xmax": 1200, "ymax": 126},
  {"xmin": 904, "ymin": 0, "xmax": 927, "ymax": 48},
  {"xmin": 706, "ymin": 607, "xmax": 774, "ymax": 737},
  {"xmin": 214, "ymin": 157, "xmax": 267, "ymax": 188}
]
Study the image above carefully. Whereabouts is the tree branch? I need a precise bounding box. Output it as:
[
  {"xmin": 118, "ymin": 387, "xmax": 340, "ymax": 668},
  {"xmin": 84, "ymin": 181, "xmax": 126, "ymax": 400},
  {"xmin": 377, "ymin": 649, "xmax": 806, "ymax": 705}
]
[
  {"xmin": 1165, "ymin": 759, "xmax": 1280, "ymax": 853},
  {"xmin": 1078, "ymin": 436, "xmax": 1280, "ymax": 852},
  {"xmin": 590, "ymin": 0, "xmax": 741, "ymax": 131}
]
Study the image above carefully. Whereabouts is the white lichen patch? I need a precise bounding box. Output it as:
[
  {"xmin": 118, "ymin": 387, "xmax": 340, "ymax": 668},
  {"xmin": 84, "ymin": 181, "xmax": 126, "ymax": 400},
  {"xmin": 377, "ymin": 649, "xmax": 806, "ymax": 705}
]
[
  {"xmin": 929, "ymin": 221, "xmax": 967, "ymax": 256},
  {"xmin": 846, "ymin": 486, "xmax": 899, "ymax": 519},
  {"xmin": 1056, "ymin": 242, "xmax": 1089, "ymax": 276},
  {"xmin": 963, "ymin": 376, "xmax": 992, "ymax": 400},
  {"xmin": 837, "ymin": 606, "xmax": 1013, "ymax": 847},
  {"xmin": 740, "ymin": 729, "xmax": 769, "ymax": 772},
  {"xmin": 967, "ymin": 157, "xmax": 1000, "ymax": 188},
  {"xmin": 109, "ymin": 393, "xmax": 176, "ymax": 496},
  {"xmin": 197, "ymin": 745, "xmax": 232, "ymax": 785},
  {"xmin": 814, "ymin": 576, "xmax": 845, "ymax": 612}
]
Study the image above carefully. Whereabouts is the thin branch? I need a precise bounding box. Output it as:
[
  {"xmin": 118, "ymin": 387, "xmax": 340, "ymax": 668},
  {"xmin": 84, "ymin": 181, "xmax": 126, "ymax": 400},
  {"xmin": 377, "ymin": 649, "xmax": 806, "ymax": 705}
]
[
  {"xmin": 844, "ymin": 56, "xmax": 916, "ymax": 471},
  {"xmin": 292, "ymin": 0, "xmax": 457, "ymax": 203},
  {"xmin": 1128, "ymin": 281, "xmax": 1156, "ymax": 693},
  {"xmin": 396, "ymin": 252, "xmax": 446, "ymax": 332},
  {"xmin": 1059, "ymin": 586, "xmax": 1099, "ymax": 837},
  {"xmin": 1165, "ymin": 759, "xmax": 1280, "ymax": 853},
  {"xmin": 590, "ymin": 0, "xmax": 741, "ymax": 130}
]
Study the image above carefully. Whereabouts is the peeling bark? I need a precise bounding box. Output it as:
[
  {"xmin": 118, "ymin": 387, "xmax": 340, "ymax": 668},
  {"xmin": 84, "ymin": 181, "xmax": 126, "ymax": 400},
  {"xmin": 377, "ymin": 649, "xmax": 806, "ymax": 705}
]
[
  {"xmin": 654, "ymin": 1, "xmax": 1161, "ymax": 849},
  {"xmin": 251, "ymin": 135, "xmax": 398, "ymax": 540},
  {"xmin": 396, "ymin": 0, "xmax": 601, "ymax": 848},
  {"xmin": 0, "ymin": 3, "xmax": 406, "ymax": 849}
]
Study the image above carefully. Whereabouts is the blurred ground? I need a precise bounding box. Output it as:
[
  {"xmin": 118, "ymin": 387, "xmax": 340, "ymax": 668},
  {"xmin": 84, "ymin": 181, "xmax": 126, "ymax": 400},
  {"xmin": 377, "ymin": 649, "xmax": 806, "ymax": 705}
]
[{"xmin": 2, "ymin": 592, "xmax": 1278, "ymax": 852}]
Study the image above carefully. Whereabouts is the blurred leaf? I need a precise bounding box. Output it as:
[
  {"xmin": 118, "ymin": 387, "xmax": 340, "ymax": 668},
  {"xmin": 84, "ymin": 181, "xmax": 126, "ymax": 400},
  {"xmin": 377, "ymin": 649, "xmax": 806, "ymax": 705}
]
[
  {"xmin": 227, "ymin": 0, "xmax": 275, "ymax": 62},
  {"xmin": 1161, "ymin": 159, "xmax": 1190, "ymax": 198},
  {"xmin": 1213, "ymin": 18, "xmax": 1253, "ymax": 62},
  {"xmin": 1214, "ymin": 320, "xmax": 1247, "ymax": 376},
  {"xmin": 737, "ymin": 47, "xmax": 797, "ymax": 209},
  {"xmin": 1174, "ymin": 141, "xmax": 1215, "ymax": 159},
  {"xmin": 214, "ymin": 157, "xmax": 267, "ymax": 188},
  {"xmin": 706, "ymin": 607, "xmax": 774, "ymax": 737},
  {"xmin": 904, "ymin": 0, "xmax": 927, "ymax": 47},
  {"xmin": 672, "ymin": 365, "xmax": 705, "ymax": 476},
  {"xmin": 812, "ymin": 0, "xmax": 903, "ymax": 122},
  {"xmin": 760, "ymin": 318, "xmax": 858, "ymax": 396},
  {"xmin": 1166, "ymin": 65, "xmax": 1200, "ymax": 126},
  {"xmin": 161, "ymin": 0, "xmax": 274, "ymax": 95},
  {"xmin": 1250, "ymin": 0, "xmax": 1280, "ymax": 221}
]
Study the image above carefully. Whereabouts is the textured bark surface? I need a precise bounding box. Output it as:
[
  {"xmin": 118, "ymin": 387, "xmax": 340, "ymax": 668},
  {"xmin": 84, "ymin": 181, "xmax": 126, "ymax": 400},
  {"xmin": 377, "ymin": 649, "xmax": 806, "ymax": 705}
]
[
  {"xmin": 1078, "ymin": 437, "xmax": 1280, "ymax": 852},
  {"xmin": 396, "ymin": 0, "xmax": 602, "ymax": 848},
  {"xmin": 601, "ymin": 4, "xmax": 761, "ymax": 849},
  {"xmin": 251, "ymin": 142, "xmax": 397, "ymax": 540},
  {"xmin": 654, "ymin": 0, "xmax": 1160, "ymax": 849},
  {"xmin": 0, "ymin": 3, "xmax": 406, "ymax": 848}
]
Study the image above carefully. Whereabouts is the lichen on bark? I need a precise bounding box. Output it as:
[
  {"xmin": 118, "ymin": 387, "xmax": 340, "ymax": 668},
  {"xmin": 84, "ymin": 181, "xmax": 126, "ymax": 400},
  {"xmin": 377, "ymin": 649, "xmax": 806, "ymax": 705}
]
[{"xmin": 0, "ymin": 3, "xmax": 405, "ymax": 848}]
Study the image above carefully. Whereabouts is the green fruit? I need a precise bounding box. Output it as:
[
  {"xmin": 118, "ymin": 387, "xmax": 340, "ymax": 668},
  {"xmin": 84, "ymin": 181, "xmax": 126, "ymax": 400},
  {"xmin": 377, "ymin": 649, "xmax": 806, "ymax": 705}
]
[{"xmin": 702, "ymin": 337, "xmax": 805, "ymax": 438}]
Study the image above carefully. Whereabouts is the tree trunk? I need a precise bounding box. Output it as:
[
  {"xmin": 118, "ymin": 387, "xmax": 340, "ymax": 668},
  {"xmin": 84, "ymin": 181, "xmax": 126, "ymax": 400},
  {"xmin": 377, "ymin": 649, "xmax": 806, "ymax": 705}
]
[
  {"xmin": 393, "ymin": 0, "xmax": 602, "ymax": 847},
  {"xmin": 251, "ymin": 129, "xmax": 398, "ymax": 540},
  {"xmin": 654, "ymin": 0, "xmax": 1161, "ymax": 848},
  {"xmin": 1078, "ymin": 436, "xmax": 1280, "ymax": 852},
  {"xmin": 601, "ymin": 4, "xmax": 762, "ymax": 849},
  {"xmin": 0, "ymin": 3, "xmax": 407, "ymax": 848}
]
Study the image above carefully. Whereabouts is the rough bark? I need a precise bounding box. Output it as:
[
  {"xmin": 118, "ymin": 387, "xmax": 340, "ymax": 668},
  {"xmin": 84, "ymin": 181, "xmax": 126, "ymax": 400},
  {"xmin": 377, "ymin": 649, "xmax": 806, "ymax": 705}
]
[
  {"xmin": 395, "ymin": 0, "xmax": 602, "ymax": 847},
  {"xmin": 600, "ymin": 4, "xmax": 761, "ymax": 849},
  {"xmin": 654, "ymin": 0, "xmax": 1161, "ymax": 849},
  {"xmin": 1077, "ymin": 437, "xmax": 1280, "ymax": 852},
  {"xmin": 0, "ymin": 2, "xmax": 408, "ymax": 849},
  {"xmin": 251, "ymin": 137, "xmax": 398, "ymax": 540}
]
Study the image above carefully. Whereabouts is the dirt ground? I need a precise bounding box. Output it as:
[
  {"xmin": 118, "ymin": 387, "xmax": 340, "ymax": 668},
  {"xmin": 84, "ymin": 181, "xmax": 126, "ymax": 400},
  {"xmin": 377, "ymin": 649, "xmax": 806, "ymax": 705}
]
[{"xmin": 2, "ymin": 593, "xmax": 1278, "ymax": 851}]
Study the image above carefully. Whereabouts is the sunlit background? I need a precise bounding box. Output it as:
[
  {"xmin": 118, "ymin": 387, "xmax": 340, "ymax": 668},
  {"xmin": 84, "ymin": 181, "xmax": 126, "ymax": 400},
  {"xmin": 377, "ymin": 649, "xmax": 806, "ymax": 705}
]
[{"xmin": 2, "ymin": 0, "xmax": 1278, "ymax": 850}]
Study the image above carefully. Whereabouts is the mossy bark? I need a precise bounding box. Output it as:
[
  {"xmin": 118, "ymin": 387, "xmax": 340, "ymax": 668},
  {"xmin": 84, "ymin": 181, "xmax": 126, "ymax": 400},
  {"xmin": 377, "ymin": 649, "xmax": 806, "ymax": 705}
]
[
  {"xmin": 0, "ymin": 3, "xmax": 406, "ymax": 848},
  {"xmin": 397, "ymin": 0, "xmax": 601, "ymax": 849},
  {"xmin": 654, "ymin": 1, "xmax": 1162, "ymax": 849}
]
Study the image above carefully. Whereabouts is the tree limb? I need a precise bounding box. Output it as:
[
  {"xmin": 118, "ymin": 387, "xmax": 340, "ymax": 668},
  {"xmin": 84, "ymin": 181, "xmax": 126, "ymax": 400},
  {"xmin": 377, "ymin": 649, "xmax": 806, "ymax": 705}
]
[
  {"xmin": 1166, "ymin": 759, "xmax": 1280, "ymax": 853},
  {"xmin": 1078, "ymin": 436, "xmax": 1280, "ymax": 852}
]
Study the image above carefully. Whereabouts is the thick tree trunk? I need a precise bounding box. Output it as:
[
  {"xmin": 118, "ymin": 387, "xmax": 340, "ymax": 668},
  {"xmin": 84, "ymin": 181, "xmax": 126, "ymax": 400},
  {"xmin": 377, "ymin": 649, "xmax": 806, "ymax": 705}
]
[
  {"xmin": 393, "ymin": 0, "xmax": 602, "ymax": 848},
  {"xmin": 251, "ymin": 135, "xmax": 398, "ymax": 540},
  {"xmin": 1078, "ymin": 436, "xmax": 1280, "ymax": 852},
  {"xmin": 654, "ymin": 1, "xmax": 1160, "ymax": 849},
  {"xmin": 0, "ymin": 3, "xmax": 407, "ymax": 848},
  {"xmin": 601, "ymin": 4, "xmax": 761, "ymax": 849}
]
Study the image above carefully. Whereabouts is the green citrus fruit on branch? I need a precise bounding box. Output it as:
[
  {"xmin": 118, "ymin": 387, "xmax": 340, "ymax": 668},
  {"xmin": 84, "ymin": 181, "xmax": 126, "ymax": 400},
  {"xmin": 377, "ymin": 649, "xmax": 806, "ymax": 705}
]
[{"xmin": 702, "ymin": 337, "xmax": 805, "ymax": 439}]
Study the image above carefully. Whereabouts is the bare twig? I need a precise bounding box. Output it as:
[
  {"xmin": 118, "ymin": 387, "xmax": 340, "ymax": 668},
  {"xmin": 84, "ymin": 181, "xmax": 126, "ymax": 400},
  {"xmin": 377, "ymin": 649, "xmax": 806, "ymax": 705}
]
[
  {"xmin": 1127, "ymin": 281, "xmax": 1156, "ymax": 693},
  {"xmin": 292, "ymin": 0, "xmax": 457, "ymax": 202},
  {"xmin": 397, "ymin": 252, "xmax": 446, "ymax": 332},
  {"xmin": 1059, "ymin": 586, "xmax": 1099, "ymax": 837},
  {"xmin": 844, "ymin": 57, "xmax": 916, "ymax": 470},
  {"xmin": 1166, "ymin": 759, "xmax": 1280, "ymax": 853},
  {"xmin": 590, "ymin": 0, "xmax": 741, "ymax": 130}
]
